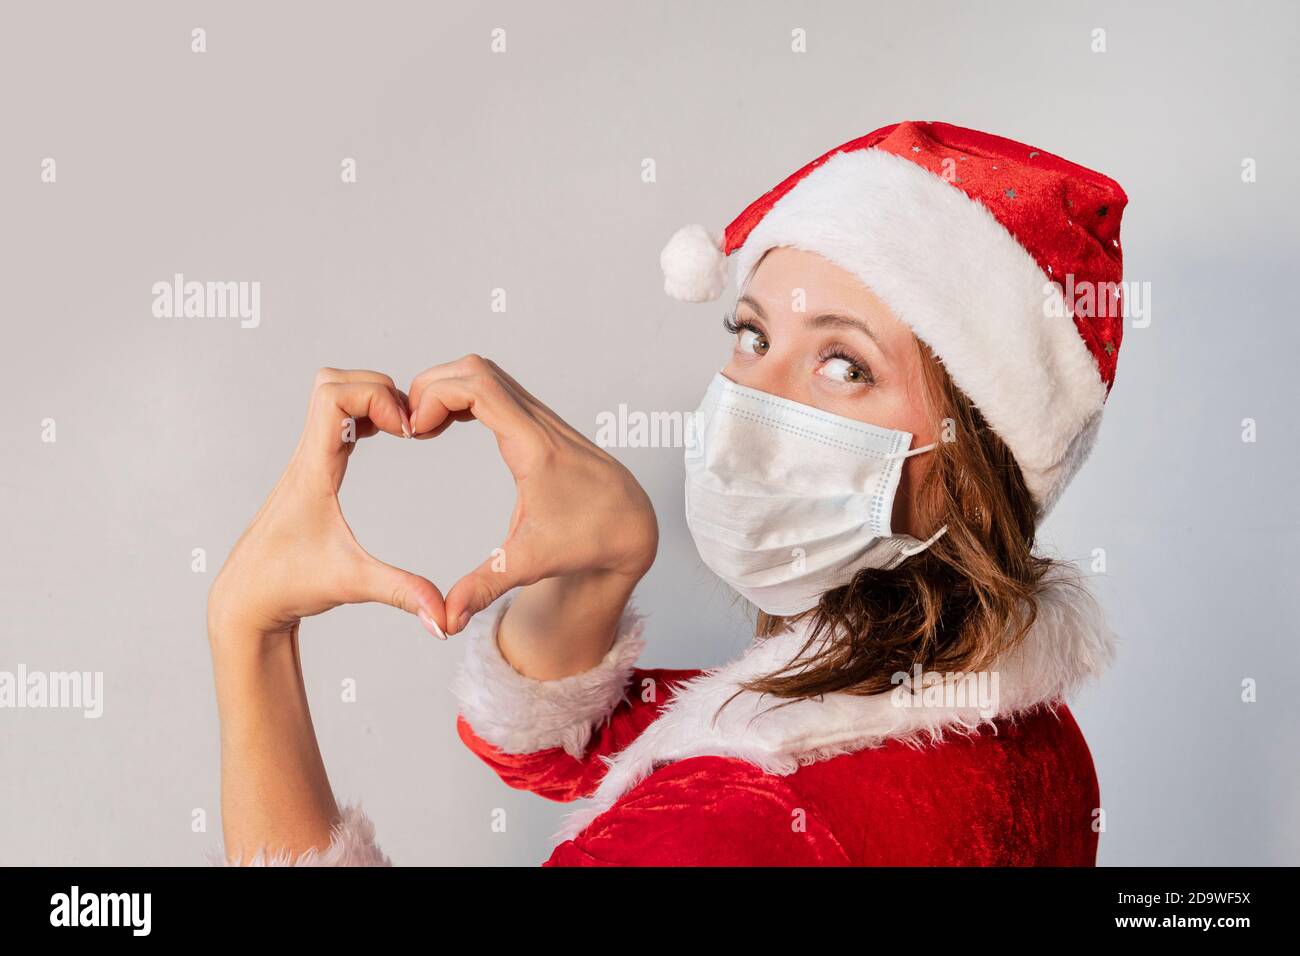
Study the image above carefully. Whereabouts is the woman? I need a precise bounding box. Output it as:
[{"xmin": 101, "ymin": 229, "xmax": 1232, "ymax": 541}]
[{"xmin": 209, "ymin": 121, "xmax": 1125, "ymax": 866}]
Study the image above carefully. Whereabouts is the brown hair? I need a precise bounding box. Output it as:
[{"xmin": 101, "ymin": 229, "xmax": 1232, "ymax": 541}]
[{"xmin": 744, "ymin": 340, "xmax": 1060, "ymax": 700}]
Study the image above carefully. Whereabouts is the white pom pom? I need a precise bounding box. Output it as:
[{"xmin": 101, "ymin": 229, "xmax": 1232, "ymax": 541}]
[{"xmin": 660, "ymin": 224, "xmax": 726, "ymax": 302}]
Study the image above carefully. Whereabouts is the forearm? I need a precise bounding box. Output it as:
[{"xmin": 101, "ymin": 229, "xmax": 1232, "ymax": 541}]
[
  {"xmin": 210, "ymin": 624, "xmax": 339, "ymax": 863},
  {"xmin": 496, "ymin": 571, "xmax": 640, "ymax": 680}
]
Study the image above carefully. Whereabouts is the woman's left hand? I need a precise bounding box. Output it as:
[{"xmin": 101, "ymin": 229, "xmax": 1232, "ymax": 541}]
[{"xmin": 406, "ymin": 354, "xmax": 657, "ymax": 677}]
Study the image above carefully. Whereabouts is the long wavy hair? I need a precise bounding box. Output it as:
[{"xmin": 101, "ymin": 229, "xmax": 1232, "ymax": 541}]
[{"xmin": 745, "ymin": 340, "xmax": 1062, "ymax": 699}]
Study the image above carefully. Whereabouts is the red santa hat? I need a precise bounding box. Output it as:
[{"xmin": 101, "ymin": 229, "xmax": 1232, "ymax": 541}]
[{"xmin": 661, "ymin": 120, "xmax": 1127, "ymax": 516}]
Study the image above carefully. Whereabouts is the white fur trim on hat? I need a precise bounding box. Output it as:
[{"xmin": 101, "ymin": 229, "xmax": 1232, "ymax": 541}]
[
  {"xmin": 452, "ymin": 596, "xmax": 646, "ymax": 758},
  {"xmin": 661, "ymin": 224, "xmax": 727, "ymax": 302},
  {"xmin": 208, "ymin": 803, "xmax": 392, "ymax": 867},
  {"xmin": 731, "ymin": 149, "xmax": 1109, "ymax": 515}
]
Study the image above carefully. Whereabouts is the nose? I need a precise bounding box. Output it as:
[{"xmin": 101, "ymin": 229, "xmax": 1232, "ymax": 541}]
[{"xmin": 724, "ymin": 348, "xmax": 807, "ymax": 406}]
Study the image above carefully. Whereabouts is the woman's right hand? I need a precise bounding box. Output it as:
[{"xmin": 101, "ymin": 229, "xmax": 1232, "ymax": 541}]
[
  {"xmin": 209, "ymin": 367, "xmax": 448, "ymax": 646},
  {"xmin": 407, "ymin": 355, "xmax": 658, "ymax": 676},
  {"xmin": 210, "ymin": 368, "xmax": 452, "ymax": 864}
]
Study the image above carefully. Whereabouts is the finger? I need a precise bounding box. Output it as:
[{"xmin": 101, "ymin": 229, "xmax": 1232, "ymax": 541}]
[
  {"xmin": 407, "ymin": 354, "xmax": 481, "ymax": 419},
  {"xmin": 412, "ymin": 357, "xmax": 577, "ymax": 448},
  {"xmin": 443, "ymin": 543, "xmax": 532, "ymax": 635},
  {"xmin": 477, "ymin": 358, "xmax": 547, "ymax": 411},
  {"xmin": 314, "ymin": 366, "xmax": 397, "ymax": 385},
  {"xmin": 407, "ymin": 374, "xmax": 534, "ymax": 449},
  {"xmin": 312, "ymin": 369, "xmax": 411, "ymax": 438},
  {"xmin": 349, "ymin": 554, "xmax": 449, "ymax": 640},
  {"xmin": 311, "ymin": 381, "xmax": 411, "ymax": 456},
  {"xmin": 408, "ymin": 354, "xmax": 522, "ymax": 435},
  {"xmin": 411, "ymin": 408, "xmax": 474, "ymax": 440}
]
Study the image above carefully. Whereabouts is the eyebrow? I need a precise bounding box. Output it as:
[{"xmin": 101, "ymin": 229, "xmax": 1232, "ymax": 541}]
[
  {"xmin": 737, "ymin": 295, "xmax": 879, "ymax": 344},
  {"xmin": 806, "ymin": 312, "xmax": 879, "ymax": 344}
]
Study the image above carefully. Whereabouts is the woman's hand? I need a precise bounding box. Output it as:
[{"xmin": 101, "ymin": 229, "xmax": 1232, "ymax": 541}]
[
  {"xmin": 209, "ymin": 367, "xmax": 448, "ymax": 645},
  {"xmin": 407, "ymin": 355, "xmax": 657, "ymax": 677},
  {"xmin": 209, "ymin": 367, "xmax": 451, "ymax": 863}
]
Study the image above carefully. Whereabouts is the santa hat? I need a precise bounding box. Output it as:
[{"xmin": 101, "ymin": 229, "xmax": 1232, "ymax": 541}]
[{"xmin": 661, "ymin": 121, "xmax": 1127, "ymax": 516}]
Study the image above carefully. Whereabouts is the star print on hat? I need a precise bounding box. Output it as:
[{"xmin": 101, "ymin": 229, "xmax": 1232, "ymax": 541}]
[{"xmin": 661, "ymin": 120, "xmax": 1128, "ymax": 516}]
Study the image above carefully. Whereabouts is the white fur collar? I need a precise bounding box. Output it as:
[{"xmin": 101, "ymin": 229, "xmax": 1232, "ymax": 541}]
[{"xmin": 557, "ymin": 569, "xmax": 1114, "ymax": 841}]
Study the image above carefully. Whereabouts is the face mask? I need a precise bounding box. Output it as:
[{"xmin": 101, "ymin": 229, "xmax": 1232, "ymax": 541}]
[{"xmin": 684, "ymin": 373, "xmax": 947, "ymax": 616}]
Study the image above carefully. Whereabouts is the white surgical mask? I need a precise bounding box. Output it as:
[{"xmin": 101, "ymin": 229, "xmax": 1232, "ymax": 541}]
[{"xmin": 684, "ymin": 373, "xmax": 947, "ymax": 616}]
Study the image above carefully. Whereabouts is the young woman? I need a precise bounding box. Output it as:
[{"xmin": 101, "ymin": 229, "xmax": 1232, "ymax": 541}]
[{"xmin": 209, "ymin": 121, "xmax": 1125, "ymax": 866}]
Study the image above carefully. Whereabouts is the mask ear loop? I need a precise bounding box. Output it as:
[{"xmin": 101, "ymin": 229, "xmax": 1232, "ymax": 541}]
[
  {"xmin": 882, "ymin": 441, "xmax": 947, "ymax": 557},
  {"xmin": 900, "ymin": 524, "xmax": 949, "ymax": 557},
  {"xmin": 884, "ymin": 441, "xmax": 939, "ymax": 461}
]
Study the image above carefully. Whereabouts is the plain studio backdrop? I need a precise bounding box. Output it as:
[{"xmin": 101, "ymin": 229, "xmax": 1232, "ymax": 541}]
[{"xmin": 1, "ymin": 0, "xmax": 1297, "ymax": 866}]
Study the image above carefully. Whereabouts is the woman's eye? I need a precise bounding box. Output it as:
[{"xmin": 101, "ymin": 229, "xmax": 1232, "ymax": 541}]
[
  {"xmin": 738, "ymin": 328, "xmax": 769, "ymax": 356},
  {"xmin": 820, "ymin": 357, "xmax": 869, "ymax": 384}
]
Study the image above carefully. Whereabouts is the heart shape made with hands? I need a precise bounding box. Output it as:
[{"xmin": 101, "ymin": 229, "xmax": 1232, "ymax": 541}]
[{"xmin": 293, "ymin": 357, "xmax": 657, "ymax": 645}]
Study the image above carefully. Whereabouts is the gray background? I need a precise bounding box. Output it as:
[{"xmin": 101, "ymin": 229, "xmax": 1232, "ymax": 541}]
[{"xmin": 1, "ymin": 0, "xmax": 1297, "ymax": 865}]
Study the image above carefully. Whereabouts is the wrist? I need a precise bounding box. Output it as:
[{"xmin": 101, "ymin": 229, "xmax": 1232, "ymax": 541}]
[
  {"xmin": 208, "ymin": 593, "xmax": 295, "ymax": 660},
  {"xmin": 513, "ymin": 568, "xmax": 637, "ymax": 624},
  {"xmin": 209, "ymin": 621, "xmax": 307, "ymax": 749},
  {"xmin": 497, "ymin": 570, "xmax": 639, "ymax": 680},
  {"xmin": 209, "ymin": 623, "xmax": 296, "ymax": 675},
  {"xmin": 208, "ymin": 571, "xmax": 296, "ymax": 656}
]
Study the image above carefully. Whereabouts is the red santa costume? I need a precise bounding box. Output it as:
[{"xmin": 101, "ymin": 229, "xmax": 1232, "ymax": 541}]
[{"xmin": 278, "ymin": 120, "xmax": 1127, "ymax": 867}]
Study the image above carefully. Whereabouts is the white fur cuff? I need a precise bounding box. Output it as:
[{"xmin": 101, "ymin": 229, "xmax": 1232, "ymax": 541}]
[
  {"xmin": 209, "ymin": 803, "xmax": 393, "ymax": 867},
  {"xmin": 452, "ymin": 598, "xmax": 646, "ymax": 758}
]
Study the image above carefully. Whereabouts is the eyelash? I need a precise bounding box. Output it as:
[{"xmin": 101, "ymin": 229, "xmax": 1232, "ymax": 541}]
[
  {"xmin": 818, "ymin": 344, "xmax": 875, "ymax": 385},
  {"xmin": 723, "ymin": 313, "xmax": 875, "ymax": 386},
  {"xmin": 722, "ymin": 313, "xmax": 755, "ymax": 336}
]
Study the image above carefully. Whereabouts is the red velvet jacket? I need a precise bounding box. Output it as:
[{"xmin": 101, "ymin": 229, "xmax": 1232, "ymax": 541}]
[
  {"xmin": 450, "ymin": 572, "xmax": 1112, "ymax": 867},
  {"xmin": 218, "ymin": 574, "xmax": 1111, "ymax": 867},
  {"xmin": 459, "ymin": 681, "xmax": 1099, "ymax": 866}
]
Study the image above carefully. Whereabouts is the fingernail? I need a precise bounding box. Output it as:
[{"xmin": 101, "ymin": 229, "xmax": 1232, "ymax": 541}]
[
  {"xmin": 456, "ymin": 611, "xmax": 471, "ymax": 633},
  {"xmin": 418, "ymin": 609, "xmax": 446, "ymax": 641},
  {"xmin": 399, "ymin": 407, "xmax": 413, "ymax": 439}
]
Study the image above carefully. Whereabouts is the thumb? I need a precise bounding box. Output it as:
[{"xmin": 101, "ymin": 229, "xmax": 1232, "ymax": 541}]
[
  {"xmin": 444, "ymin": 546, "xmax": 521, "ymax": 636},
  {"xmin": 353, "ymin": 554, "xmax": 449, "ymax": 640}
]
